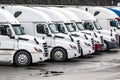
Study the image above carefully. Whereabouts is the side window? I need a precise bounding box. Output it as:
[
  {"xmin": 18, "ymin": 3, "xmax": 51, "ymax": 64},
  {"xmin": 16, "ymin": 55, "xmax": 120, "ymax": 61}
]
[
  {"xmin": 84, "ymin": 23, "xmax": 90, "ymax": 30},
  {"xmin": 36, "ymin": 24, "xmax": 45, "ymax": 34},
  {"xmin": 0, "ymin": 25, "xmax": 8, "ymax": 35},
  {"xmin": 84, "ymin": 22, "xmax": 93, "ymax": 30},
  {"xmin": 56, "ymin": 24, "xmax": 65, "ymax": 33},
  {"xmin": 110, "ymin": 20, "xmax": 118, "ymax": 27}
]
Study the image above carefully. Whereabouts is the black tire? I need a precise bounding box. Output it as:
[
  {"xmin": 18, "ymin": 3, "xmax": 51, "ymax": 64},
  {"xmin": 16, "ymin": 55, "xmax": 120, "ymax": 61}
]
[
  {"xmin": 51, "ymin": 48, "xmax": 67, "ymax": 61},
  {"xmin": 78, "ymin": 48, "xmax": 83, "ymax": 58},
  {"xmin": 14, "ymin": 51, "xmax": 31, "ymax": 67},
  {"xmin": 104, "ymin": 41, "xmax": 110, "ymax": 52}
]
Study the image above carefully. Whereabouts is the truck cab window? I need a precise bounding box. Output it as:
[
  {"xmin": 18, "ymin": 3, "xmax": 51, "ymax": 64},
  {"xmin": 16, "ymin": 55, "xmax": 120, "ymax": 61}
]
[
  {"xmin": 0, "ymin": 25, "xmax": 9, "ymax": 35},
  {"xmin": 65, "ymin": 23, "xmax": 75, "ymax": 32},
  {"xmin": 93, "ymin": 22, "xmax": 102, "ymax": 30},
  {"xmin": 36, "ymin": 24, "xmax": 48, "ymax": 34},
  {"xmin": 55, "ymin": 24, "xmax": 65, "ymax": 33},
  {"xmin": 48, "ymin": 24, "xmax": 59, "ymax": 33},
  {"xmin": 12, "ymin": 25, "xmax": 24, "ymax": 35},
  {"xmin": 76, "ymin": 22, "xmax": 85, "ymax": 30},
  {"xmin": 110, "ymin": 20, "xmax": 118, "ymax": 27},
  {"xmin": 84, "ymin": 22, "xmax": 94, "ymax": 30}
]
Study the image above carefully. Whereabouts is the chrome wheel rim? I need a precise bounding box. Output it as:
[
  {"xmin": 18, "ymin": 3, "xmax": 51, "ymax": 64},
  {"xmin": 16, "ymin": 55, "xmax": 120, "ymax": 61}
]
[
  {"xmin": 18, "ymin": 54, "xmax": 28, "ymax": 64},
  {"xmin": 54, "ymin": 51, "xmax": 64, "ymax": 60}
]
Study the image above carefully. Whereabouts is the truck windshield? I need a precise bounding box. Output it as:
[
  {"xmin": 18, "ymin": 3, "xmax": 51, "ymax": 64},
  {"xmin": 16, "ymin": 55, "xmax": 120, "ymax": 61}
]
[
  {"xmin": 93, "ymin": 22, "xmax": 102, "ymax": 30},
  {"xmin": 12, "ymin": 25, "xmax": 25, "ymax": 35},
  {"xmin": 76, "ymin": 22, "xmax": 85, "ymax": 30},
  {"xmin": 65, "ymin": 23, "xmax": 76, "ymax": 32},
  {"xmin": 48, "ymin": 24, "xmax": 59, "ymax": 33}
]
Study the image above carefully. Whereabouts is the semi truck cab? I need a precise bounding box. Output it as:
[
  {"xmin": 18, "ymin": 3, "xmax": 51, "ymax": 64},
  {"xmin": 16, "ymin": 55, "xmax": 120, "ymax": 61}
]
[
  {"xmin": 0, "ymin": 22, "xmax": 48, "ymax": 66},
  {"xmin": 84, "ymin": 20, "xmax": 119, "ymax": 51}
]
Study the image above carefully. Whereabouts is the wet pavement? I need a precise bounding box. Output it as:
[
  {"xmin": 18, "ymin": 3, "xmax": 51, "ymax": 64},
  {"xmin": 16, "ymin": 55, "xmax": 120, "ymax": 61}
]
[{"xmin": 1, "ymin": 48, "xmax": 120, "ymax": 80}]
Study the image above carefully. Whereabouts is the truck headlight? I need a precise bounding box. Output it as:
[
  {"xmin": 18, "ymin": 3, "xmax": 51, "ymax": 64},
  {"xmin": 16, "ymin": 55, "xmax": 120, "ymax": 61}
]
[
  {"xmin": 84, "ymin": 42, "xmax": 91, "ymax": 46},
  {"xmin": 69, "ymin": 44, "xmax": 77, "ymax": 49},
  {"xmin": 34, "ymin": 47, "xmax": 42, "ymax": 52}
]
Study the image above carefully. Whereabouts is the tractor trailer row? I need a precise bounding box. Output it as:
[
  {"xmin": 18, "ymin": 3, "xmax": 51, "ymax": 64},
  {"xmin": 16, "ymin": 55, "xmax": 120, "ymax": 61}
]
[{"xmin": 0, "ymin": 5, "xmax": 119, "ymax": 66}]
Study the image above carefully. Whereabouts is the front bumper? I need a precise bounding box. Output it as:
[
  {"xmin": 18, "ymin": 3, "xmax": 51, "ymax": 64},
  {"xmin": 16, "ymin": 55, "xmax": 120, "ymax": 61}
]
[
  {"xmin": 108, "ymin": 41, "xmax": 119, "ymax": 49},
  {"xmin": 67, "ymin": 49, "xmax": 80, "ymax": 59},
  {"xmin": 31, "ymin": 52, "xmax": 48, "ymax": 63}
]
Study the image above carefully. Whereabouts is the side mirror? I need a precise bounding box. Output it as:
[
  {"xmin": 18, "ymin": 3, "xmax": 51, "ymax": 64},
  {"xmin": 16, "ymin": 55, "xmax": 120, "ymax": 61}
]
[
  {"xmin": 21, "ymin": 27, "xmax": 26, "ymax": 34},
  {"xmin": 44, "ymin": 27, "xmax": 49, "ymax": 35},
  {"xmin": 117, "ymin": 21, "xmax": 120, "ymax": 29},
  {"xmin": 117, "ymin": 25, "xmax": 120, "ymax": 29},
  {"xmin": 21, "ymin": 27, "xmax": 24, "ymax": 30},
  {"xmin": 7, "ymin": 28, "xmax": 12, "ymax": 37},
  {"xmin": 89, "ymin": 25, "xmax": 94, "ymax": 30},
  {"xmin": 61, "ymin": 27, "xmax": 65, "ymax": 33}
]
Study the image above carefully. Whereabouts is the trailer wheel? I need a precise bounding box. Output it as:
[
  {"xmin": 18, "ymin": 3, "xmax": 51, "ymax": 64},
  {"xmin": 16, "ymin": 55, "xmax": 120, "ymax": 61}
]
[
  {"xmin": 104, "ymin": 41, "xmax": 110, "ymax": 51},
  {"xmin": 14, "ymin": 51, "xmax": 31, "ymax": 66},
  {"xmin": 51, "ymin": 48, "xmax": 67, "ymax": 61}
]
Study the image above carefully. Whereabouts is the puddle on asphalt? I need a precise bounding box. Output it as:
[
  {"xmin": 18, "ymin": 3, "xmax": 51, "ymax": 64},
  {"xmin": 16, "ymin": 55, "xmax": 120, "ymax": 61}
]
[
  {"xmin": 26, "ymin": 67, "xmax": 64, "ymax": 77},
  {"xmin": 42, "ymin": 71, "xmax": 64, "ymax": 77}
]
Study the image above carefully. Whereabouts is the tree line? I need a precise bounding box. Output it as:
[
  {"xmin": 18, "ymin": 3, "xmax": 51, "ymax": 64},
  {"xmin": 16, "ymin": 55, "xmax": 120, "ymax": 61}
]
[{"xmin": 0, "ymin": 0, "xmax": 119, "ymax": 6}]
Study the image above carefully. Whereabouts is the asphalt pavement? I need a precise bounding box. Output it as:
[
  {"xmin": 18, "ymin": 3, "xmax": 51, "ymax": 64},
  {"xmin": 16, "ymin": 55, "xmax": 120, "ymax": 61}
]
[{"xmin": 0, "ymin": 48, "xmax": 120, "ymax": 80}]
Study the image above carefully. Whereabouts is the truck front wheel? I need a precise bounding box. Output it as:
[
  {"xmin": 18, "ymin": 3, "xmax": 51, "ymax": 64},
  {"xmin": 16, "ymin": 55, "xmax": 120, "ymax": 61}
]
[
  {"xmin": 14, "ymin": 51, "xmax": 31, "ymax": 66},
  {"xmin": 51, "ymin": 48, "xmax": 67, "ymax": 61},
  {"xmin": 104, "ymin": 41, "xmax": 110, "ymax": 51}
]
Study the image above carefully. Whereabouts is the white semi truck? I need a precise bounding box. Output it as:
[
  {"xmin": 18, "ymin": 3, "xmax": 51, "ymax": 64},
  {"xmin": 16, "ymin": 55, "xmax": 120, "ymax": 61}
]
[
  {"xmin": 0, "ymin": 8, "xmax": 48, "ymax": 66},
  {"xmin": 108, "ymin": 7, "xmax": 120, "ymax": 44},
  {"xmin": 2, "ymin": 6, "xmax": 80, "ymax": 61},
  {"xmin": 69, "ymin": 7, "xmax": 119, "ymax": 51},
  {"xmin": 34, "ymin": 7, "xmax": 95, "ymax": 56},
  {"xmin": 52, "ymin": 7, "xmax": 103, "ymax": 52}
]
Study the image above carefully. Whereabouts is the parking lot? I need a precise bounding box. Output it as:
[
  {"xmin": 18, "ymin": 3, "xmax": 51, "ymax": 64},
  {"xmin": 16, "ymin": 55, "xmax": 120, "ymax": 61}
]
[{"xmin": 0, "ymin": 48, "xmax": 120, "ymax": 80}]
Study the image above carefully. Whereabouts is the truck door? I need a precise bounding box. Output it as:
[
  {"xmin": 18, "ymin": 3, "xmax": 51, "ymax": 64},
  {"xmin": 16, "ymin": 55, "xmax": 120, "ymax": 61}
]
[
  {"xmin": 35, "ymin": 23, "xmax": 52, "ymax": 46},
  {"xmin": 0, "ymin": 25, "xmax": 15, "ymax": 61}
]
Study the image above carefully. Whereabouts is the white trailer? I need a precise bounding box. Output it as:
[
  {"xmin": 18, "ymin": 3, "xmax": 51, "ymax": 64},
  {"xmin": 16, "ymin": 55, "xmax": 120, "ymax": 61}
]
[
  {"xmin": 0, "ymin": 8, "xmax": 48, "ymax": 66},
  {"xmin": 34, "ymin": 7, "xmax": 95, "ymax": 56},
  {"xmin": 68, "ymin": 7, "xmax": 119, "ymax": 51},
  {"xmin": 2, "ymin": 6, "xmax": 80, "ymax": 61}
]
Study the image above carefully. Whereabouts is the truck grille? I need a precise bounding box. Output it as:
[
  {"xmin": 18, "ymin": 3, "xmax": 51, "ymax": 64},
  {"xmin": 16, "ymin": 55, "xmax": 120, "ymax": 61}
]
[
  {"xmin": 91, "ymin": 38, "xmax": 95, "ymax": 50},
  {"xmin": 43, "ymin": 42, "xmax": 48, "ymax": 57},
  {"xmin": 100, "ymin": 36, "xmax": 104, "ymax": 44},
  {"xmin": 77, "ymin": 40, "xmax": 81, "ymax": 53}
]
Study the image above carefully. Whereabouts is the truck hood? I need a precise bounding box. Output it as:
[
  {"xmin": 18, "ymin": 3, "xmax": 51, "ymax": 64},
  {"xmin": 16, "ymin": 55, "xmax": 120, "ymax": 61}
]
[
  {"xmin": 82, "ymin": 30, "xmax": 102, "ymax": 38},
  {"xmin": 54, "ymin": 33, "xmax": 70, "ymax": 39},
  {"xmin": 82, "ymin": 30, "xmax": 94, "ymax": 36},
  {"xmin": 98, "ymin": 29, "xmax": 117, "ymax": 36},
  {"xmin": 98, "ymin": 29, "xmax": 111, "ymax": 36},
  {"xmin": 71, "ymin": 32, "xmax": 84, "ymax": 38},
  {"xmin": 18, "ymin": 35, "xmax": 45, "ymax": 43},
  {"xmin": 54, "ymin": 33, "xmax": 77, "ymax": 42}
]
